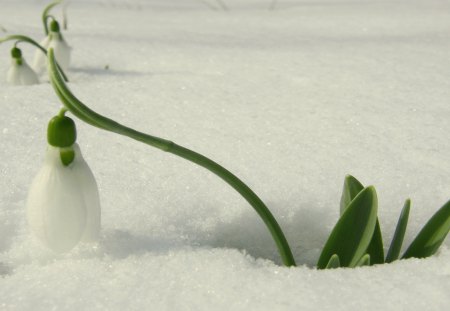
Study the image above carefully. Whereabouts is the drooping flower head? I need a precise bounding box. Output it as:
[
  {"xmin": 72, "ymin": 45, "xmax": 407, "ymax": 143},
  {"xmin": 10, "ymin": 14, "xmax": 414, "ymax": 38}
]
[
  {"xmin": 33, "ymin": 20, "xmax": 71, "ymax": 74},
  {"xmin": 6, "ymin": 47, "xmax": 39, "ymax": 85},
  {"xmin": 26, "ymin": 111, "xmax": 100, "ymax": 253}
]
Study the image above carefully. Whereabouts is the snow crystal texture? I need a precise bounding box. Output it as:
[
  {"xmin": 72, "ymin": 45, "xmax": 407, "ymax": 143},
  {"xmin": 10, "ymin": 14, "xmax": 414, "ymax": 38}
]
[{"xmin": 0, "ymin": 0, "xmax": 449, "ymax": 310}]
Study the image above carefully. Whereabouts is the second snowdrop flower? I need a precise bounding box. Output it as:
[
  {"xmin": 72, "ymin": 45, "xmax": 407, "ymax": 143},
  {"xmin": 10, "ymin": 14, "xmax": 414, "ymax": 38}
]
[
  {"xmin": 33, "ymin": 20, "xmax": 71, "ymax": 74},
  {"xmin": 6, "ymin": 47, "xmax": 39, "ymax": 85},
  {"xmin": 26, "ymin": 111, "xmax": 101, "ymax": 253}
]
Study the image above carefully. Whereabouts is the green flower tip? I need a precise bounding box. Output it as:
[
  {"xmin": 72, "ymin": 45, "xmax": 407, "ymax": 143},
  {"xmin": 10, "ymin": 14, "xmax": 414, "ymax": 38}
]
[
  {"xmin": 47, "ymin": 112, "xmax": 77, "ymax": 148},
  {"xmin": 11, "ymin": 47, "xmax": 22, "ymax": 59},
  {"xmin": 50, "ymin": 20, "xmax": 60, "ymax": 33}
]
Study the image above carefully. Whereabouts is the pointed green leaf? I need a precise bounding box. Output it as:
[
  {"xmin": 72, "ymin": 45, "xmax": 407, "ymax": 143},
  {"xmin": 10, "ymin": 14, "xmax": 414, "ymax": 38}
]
[
  {"xmin": 386, "ymin": 199, "xmax": 410, "ymax": 263},
  {"xmin": 356, "ymin": 254, "xmax": 371, "ymax": 266},
  {"xmin": 325, "ymin": 254, "xmax": 340, "ymax": 269},
  {"xmin": 340, "ymin": 175, "xmax": 384, "ymax": 265},
  {"xmin": 403, "ymin": 200, "xmax": 450, "ymax": 259},
  {"xmin": 317, "ymin": 186, "xmax": 378, "ymax": 269},
  {"xmin": 340, "ymin": 175, "xmax": 364, "ymax": 215},
  {"xmin": 366, "ymin": 220, "xmax": 384, "ymax": 265}
]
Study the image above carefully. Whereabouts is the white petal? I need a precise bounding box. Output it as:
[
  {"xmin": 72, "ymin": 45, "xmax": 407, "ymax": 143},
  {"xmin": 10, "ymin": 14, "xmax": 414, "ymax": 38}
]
[
  {"xmin": 72, "ymin": 143, "xmax": 101, "ymax": 242},
  {"xmin": 6, "ymin": 63, "xmax": 21, "ymax": 85},
  {"xmin": 7, "ymin": 60, "xmax": 40, "ymax": 86},
  {"xmin": 49, "ymin": 36, "xmax": 71, "ymax": 72},
  {"xmin": 27, "ymin": 145, "xmax": 87, "ymax": 253},
  {"xmin": 33, "ymin": 36, "xmax": 51, "ymax": 74},
  {"xmin": 33, "ymin": 34, "xmax": 71, "ymax": 74}
]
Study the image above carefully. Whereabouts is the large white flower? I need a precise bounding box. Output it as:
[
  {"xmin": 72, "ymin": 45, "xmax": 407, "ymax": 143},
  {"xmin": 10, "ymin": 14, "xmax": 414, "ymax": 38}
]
[
  {"xmin": 6, "ymin": 49, "xmax": 39, "ymax": 86},
  {"xmin": 33, "ymin": 20, "xmax": 71, "ymax": 74},
  {"xmin": 26, "ymin": 143, "xmax": 101, "ymax": 253}
]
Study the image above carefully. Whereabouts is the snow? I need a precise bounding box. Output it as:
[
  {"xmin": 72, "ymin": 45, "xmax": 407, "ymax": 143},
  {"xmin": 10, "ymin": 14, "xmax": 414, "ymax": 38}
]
[{"xmin": 1, "ymin": 0, "xmax": 449, "ymax": 310}]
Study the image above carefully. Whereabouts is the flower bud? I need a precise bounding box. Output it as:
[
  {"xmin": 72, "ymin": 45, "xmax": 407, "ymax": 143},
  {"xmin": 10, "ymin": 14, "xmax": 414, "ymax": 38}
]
[
  {"xmin": 47, "ymin": 113, "xmax": 77, "ymax": 166},
  {"xmin": 26, "ymin": 114, "xmax": 101, "ymax": 252},
  {"xmin": 6, "ymin": 47, "xmax": 39, "ymax": 86},
  {"xmin": 33, "ymin": 20, "xmax": 71, "ymax": 74}
]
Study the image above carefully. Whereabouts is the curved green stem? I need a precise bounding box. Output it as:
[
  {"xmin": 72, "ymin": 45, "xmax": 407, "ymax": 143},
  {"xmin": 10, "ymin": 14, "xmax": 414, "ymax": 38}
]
[
  {"xmin": 0, "ymin": 34, "xmax": 69, "ymax": 82},
  {"xmin": 1, "ymin": 35, "xmax": 46, "ymax": 54},
  {"xmin": 47, "ymin": 48, "xmax": 296, "ymax": 267},
  {"xmin": 42, "ymin": 0, "xmax": 63, "ymax": 35}
]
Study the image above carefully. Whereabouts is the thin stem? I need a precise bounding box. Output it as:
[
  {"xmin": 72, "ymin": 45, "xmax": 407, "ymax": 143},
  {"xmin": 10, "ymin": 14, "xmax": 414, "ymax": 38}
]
[
  {"xmin": 42, "ymin": 0, "xmax": 63, "ymax": 35},
  {"xmin": 1, "ymin": 35, "xmax": 46, "ymax": 55},
  {"xmin": 48, "ymin": 48, "xmax": 296, "ymax": 267},
  {"xmin": 58, "ymin": 107, "xmax": 68, "ymax": 117},
  {"xmin": 0, "ymin": 34, "xmax": 69, "ymax": 82},
  {"xmin": 169, "ymin": 144, "xmax": 295, "ymax": 266}
]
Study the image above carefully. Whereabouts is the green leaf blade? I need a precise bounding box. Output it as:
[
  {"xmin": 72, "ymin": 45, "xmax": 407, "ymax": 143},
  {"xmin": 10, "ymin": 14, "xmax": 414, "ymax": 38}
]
[
  {"xmin": 340, "ymin": 175, "xmax": 384, "ymax": 265},
  {"xmin": 356, "ymin": 254, "xmax": 371, "ymax": 267},
  {"xmin": 366, "ymin": 220, "xmax": 384, "ymax": 265},
  {"xmin": 386, "ymin": 199, "xmax": 411, "ymax": 263},
  {"xmin": 318, "ymin": 186, "xmax": 378, "ymax": 269},
  {"xmin": 340, "ymin": 175, "xmax": 364, "ymax": 215},
  {"xmin": 325, "ymin": 254, "xmax": 340, "ymax": 269},
  {"xmin": 403, "ymin": 200, "xmax": 450, "ymax": 259}
]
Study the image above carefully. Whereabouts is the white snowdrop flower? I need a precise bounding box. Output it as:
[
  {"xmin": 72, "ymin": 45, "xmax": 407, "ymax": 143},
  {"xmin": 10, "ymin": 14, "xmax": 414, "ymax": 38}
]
[
  {"xmin": 6, "ymin": 47, "xmax": 39, "ymax": 85},
  {"xmin": 26, "ymin": 113, "xmax": 101, "ymax": 253},
  {"xmin": 33, "ymin": 20, "xmax": 71, "ymax": 74}
]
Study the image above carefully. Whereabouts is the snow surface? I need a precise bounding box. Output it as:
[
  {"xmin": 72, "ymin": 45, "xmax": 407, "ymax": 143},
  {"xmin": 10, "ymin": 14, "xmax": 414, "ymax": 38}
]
[{"xmin": 1, "ymin": 0, "xmax": 449, "ymax": 310}]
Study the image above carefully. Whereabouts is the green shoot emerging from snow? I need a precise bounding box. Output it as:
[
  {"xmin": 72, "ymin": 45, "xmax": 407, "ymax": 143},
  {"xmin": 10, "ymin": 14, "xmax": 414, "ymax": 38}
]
[{"xmin": 318, "ymin": 175, "xmax": 450, "ymax": 269}]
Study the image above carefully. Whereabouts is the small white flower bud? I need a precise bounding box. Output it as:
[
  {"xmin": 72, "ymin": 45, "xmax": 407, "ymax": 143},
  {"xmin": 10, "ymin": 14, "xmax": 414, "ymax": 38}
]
[
  {"xmin": 33, "ymin": 31, "xmax": 71, "ymax": 74},
  {"xmin": 7, "ymin": 58, "xmax": 39, "ymax": 86}
]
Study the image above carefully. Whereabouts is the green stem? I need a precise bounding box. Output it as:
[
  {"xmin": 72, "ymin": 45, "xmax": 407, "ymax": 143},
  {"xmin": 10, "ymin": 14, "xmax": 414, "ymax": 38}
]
[
  {"xmin": 42, "ymin": 0, "xmax": 63, "ymax": 35},
  {"xmin": 0, "ymin": 35, "xmax": 69, "ymax": 82},
  {"xmin": 48, "ymin": 48, "xmax": 296, "ymax": 267}
]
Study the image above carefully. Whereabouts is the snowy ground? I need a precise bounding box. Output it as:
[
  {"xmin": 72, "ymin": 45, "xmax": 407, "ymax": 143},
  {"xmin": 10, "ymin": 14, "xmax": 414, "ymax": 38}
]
[{"xmin": 1, "ymin": 0, "xmax": 449, "ymax": 310}]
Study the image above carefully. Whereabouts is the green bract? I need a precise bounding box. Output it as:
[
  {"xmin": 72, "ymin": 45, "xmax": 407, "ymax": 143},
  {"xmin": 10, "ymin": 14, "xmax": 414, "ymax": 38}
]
[
  {"xmin": 47, "ymin": 110, "xmax": 76, "ymax": 166},
  {"xmin": 11, "ymin": 47, "xmax": 21, "ymax": 59},
  {"xmin": 50, "ymin": 20, "xmax": 60, "ymax": 33},
  {"xmin": 47, "ymin": 112, "xmax": 76, "ymax": 147},
  {"xmin": 10, "ymin": 47, "xmax": 23, "ymax": 66}
]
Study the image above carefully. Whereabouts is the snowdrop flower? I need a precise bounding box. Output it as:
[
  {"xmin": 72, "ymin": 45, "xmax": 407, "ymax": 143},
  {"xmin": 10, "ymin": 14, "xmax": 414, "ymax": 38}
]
[
  {"xmin": 33, "ymin": 20, "xmax": 71, "ymax": 74},
  {"xmin": 26, "ymin": 112, "xmax": 100, "ymax": 253},
  {"xmin": 6, "ymin": 47, "xmax": 39, "ymax": 85}
]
